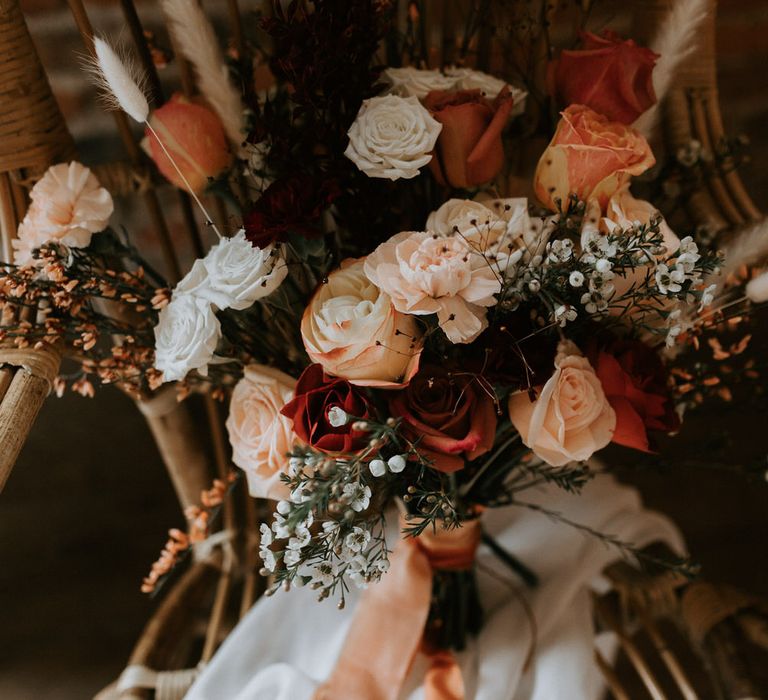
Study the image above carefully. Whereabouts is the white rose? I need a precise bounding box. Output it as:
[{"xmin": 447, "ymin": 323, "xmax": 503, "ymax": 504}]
[
  {"xmin": 226, "ymin": 364, "xmax": 297, "ymax": 500},
  {"xmin": 175, "ymin": 229, "xmax": 287, "ymax": 310},
  {"xmin": 153, "ymin": 293, "xmax": 221, "ymax": 382},
  {"xmin": 344, "ymin": 95, "xmax": 442, "ymax": 180},
  {"xmin": 444, "ymin": 67, "xmax": 528, "ymax": 116},
  {"xmin": 383, "ymin": 67, "xmax": 457, "ymax": 99},
  {"xmin": 301, "ymin": 258, "xmax": 421, "ymax": 386}
]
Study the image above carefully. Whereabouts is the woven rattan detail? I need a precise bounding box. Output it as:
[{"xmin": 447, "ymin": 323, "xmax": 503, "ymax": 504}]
[
  {"xmin": 682, "ymin": 582, "xmax": 761, "ymax": 646},
  {"xmin": 0, "ymin": 0, "xmax": 75, "ymax": 176},
  {"xmin": 0, "ymin": 343, "xmax": 60, "ymax": 390}
]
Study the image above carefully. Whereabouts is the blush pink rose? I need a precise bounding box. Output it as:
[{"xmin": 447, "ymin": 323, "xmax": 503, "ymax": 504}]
[
  {"xmin": 145, "ymin": 93, "xmax": 232, "ymax": 194},
  {"xmin": 364, "ymin": 230, "xmax": 501, "ymax": 344},
  {"xmin": 534, "ymin": 105, "xmax": 655, "ymax": 212},
  {"xmin": 301, "ymin": 258, "xmax": 422, "ymax": 386},
  {"xmin": 423, "ymin": 87, "xmax": 514, "ymax": 189},
  {"xmin": 13, "ymin": 161, "xmax": 113, "ymax": 265},
  {"xmin": 551, "ymin": 30, "xmax": 658, "ymax": 124},
  {"xmin": 226, "ymin": 364, "xmax": 297, "ymax": 500},
  {"xmin": 508, "ymin": 341, "xmax": 616, "ymax": 466}
]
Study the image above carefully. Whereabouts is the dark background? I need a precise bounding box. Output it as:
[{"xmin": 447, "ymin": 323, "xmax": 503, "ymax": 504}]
[{"xmin": 1, "ymin": 1, "xmax": 768, "ymax": 698}]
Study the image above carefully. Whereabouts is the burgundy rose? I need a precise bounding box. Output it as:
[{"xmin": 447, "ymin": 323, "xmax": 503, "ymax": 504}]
[
  {"xmin": 423, "ymin": 87, "xmax": 514, "ymax": 189},
  {"xmin": 551, "ymin": 30, "xmax": 658, "ymax": 124},
  {"xmin": 243, "ymin": 175, "xmax": 340, "ymax": 248},
  {"xmin": 389, "ymin": 365, "xmax": 497, "ymax": 473},
  {"xmin": 590, "ymin": 340, "xmax": 680, "ymax": 452},
  {"xmin": 280, "ymin": 363, "xmax": 372, "ymax": 454}
]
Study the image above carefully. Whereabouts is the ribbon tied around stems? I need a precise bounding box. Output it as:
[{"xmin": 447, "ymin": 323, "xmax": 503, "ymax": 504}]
[{"xmin": 314, "ymin": 517, "xmax": 482, "ymax": 700}]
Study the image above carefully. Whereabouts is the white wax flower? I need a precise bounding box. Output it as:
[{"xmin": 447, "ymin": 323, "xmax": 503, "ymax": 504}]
[
  {"xmin": 153, "ymin": 293, "xmax": 221, "ymax": 382},
  {"xmin": 344, "ymin": 95, "xmax": 441, "ymax": 180},
  {"xmin": 176, "ymin": 229, "xmax": 288, "ymax": 310}
]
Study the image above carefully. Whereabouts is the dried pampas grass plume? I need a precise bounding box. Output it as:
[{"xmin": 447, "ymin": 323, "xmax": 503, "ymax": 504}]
[
  {"xmin": 90, "ymin": 37, "xmax": 149, "ymax": 124},
  {"xmin": 161, "ymin": 0, "xmax": 246, "ymax": 147},
  {"xmin": 634, "ymin": 0, "xmax": 709, "ymax": 138}
]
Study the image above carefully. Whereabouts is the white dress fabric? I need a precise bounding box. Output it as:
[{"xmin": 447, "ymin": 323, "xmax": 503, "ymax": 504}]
[{"xmin": 186, "ymin": 473, "xmax": 684, "ymax": 700}]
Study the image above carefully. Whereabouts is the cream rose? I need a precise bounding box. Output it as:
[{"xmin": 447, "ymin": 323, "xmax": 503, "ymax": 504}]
[
  {"xmin": 226, "ymin": 364, "xmax": 296, "ymax": 500},
  {"xmin": 301, "ymin": 258, "xmax": 421, "ymax": 386},
  {"xmin": 13, "ymin": 161, "xmax": 113, "ymax": 265},
  {"xmin": 175, "ymin": 229, "xmax": 287, "ymax": 310},
  {"xmin": 508, "ymin": 341, "xmax": 616, "ymax": 466},
  {"xmin": 344, "ymin": 95, "xmax": 442, "ymax": 180},
  {"xmin": 383, "ymin": 67, "xmax": 457, "ymax": 99},
  {"xmin": 364, "ymin": 230, "xmax": 501, "ymax": 344},
  {"xmin": 153, "ymin": 293, "xmax": 221, "ymax": 382}
]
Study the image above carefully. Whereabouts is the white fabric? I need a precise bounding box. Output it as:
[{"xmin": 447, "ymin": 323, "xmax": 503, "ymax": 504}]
[{"xmin": 186, "ymin": 473, "xmax": 684, "ymax": 700}]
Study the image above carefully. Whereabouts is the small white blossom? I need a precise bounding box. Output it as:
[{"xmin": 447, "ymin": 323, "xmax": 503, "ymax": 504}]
[
  {"xmin": 344, "ymin": 526, "xmax": 371, "ymax": 553},
  {"xmin": 547, "ymin": 239, "xmax": 573, "ymax": 263},
  {"xmin": 369, "ymin": 459, "xmax": 387, "ymax": 477},
  {"xmin": 276, "ymin": 500, "xmax": 291, "ymax": 516},
  {"xmin": 326, "ymin": 406, "xmax": 349, "ymax": 428},
  {"xmin": 595, "ymin": 258, "xmax": 612, "ymax": 274},
  {"xmin": 387, "ymin": 455, "xmax": 407, "ymax": 473},
  {"xmin": 347, "ymin": 554, "xmax": 370, "ymax": 588},
  {"xmin": 554, "ymin": 304, "xmax": 577, "ymax": 327},
  {"xmin": 569, "ymin": 271, "xmax": 585, "ymax": 287},
  {"xmin": 288, "ymin": 457, "xmax": 304, "ymax": 476},
  {"xmin": 284, "ymin": 548, "xmax": 301, "ymax": 567},
  {"xmin": 272, "ymin": 514, "xmax": 291, "ymax": 539},
  {"xmin": 700, "ymin": 283, "xmax": 717, "ymax": 309},
  {"xmin": 342, "ymin": 483, "xmax": 371, "ymax": 512},
  {"xmin": 261, "ymin": 549, "xmax": 276, "ymax": 572},
  {"xmin": 288, "ymin": 523, "xmax": 311, "ymax": 550},
  {"xmin": 675, "ymin": 236, "xmax": 701, "ymax": 273},
  {"xmin": 311, "ymin": 561, "xmax": 338, "ymax": 587},
  {"xmin": 655, "ymin": 264, "xmax": 685, "ymax": 294},
  {"xmin": 259, "ymin": 522, "xmax": 273, "ymax": 547}
]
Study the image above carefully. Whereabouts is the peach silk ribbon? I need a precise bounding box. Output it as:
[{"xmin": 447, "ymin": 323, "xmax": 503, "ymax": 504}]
[{"xmin": 314, "ymin": 519, "xmax": 481, "ymax": 700}]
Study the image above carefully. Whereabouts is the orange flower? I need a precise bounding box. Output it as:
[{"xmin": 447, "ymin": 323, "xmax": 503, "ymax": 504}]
[
  {"xmin": 145, "ymin": 93, "xmax": 232, "ymax": 193},
  {"xmin": 534, "ymin": 105, "xmax": 654, "ymax": 212},
  {"xmin": 424, "ymin": 87, "xmax": 514, "ymax": 189}
]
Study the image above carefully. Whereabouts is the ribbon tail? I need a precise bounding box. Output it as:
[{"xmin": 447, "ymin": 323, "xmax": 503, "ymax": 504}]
[{"xmin": 314, "ymin": 538, "xmax": 432, "ymax": 700}]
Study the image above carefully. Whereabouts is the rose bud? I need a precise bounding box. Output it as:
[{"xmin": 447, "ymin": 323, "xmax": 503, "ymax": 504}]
[
  {"xmin": 534, "ymin": 104, "xmax": 654, "ymax": 212},
  {"xmin": 388, "ymin": 365, "xmax": 497, "ymax": 472},
  {"xmin": 551, "ymin": 31, "xmax": 658, "ymax": 124},
  {"xmin": 145, "ymin": 93, "xmax": 232, "ymax": 194},
  {"xmin": 424, "ymin": 87, "xmax": 514, "ymax": 189}
]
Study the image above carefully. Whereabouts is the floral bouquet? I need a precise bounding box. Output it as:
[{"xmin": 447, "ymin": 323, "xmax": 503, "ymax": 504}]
[{"xmin": 2, "ymin": 0, "xmax": 766, "ymax": 692}]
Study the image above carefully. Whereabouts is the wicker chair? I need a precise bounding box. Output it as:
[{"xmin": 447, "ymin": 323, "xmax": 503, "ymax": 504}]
[{"xmin": 1, "ymin": 1, "xmax": 766, "ymax": 698}]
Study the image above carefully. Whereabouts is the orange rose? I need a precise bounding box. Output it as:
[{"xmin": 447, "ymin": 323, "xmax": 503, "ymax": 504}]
[
  {"xmin": 551, "ymin": 31, "xmax": 658, "ymax": 124},
  {"xmin": 145, "ymin": 93, "xmax": 232, "ymax": 194},
  {"xmin": 534, "ymin": 105, "xmax": 654, "ymax": 212},
  {"xmin": 424, "ymin": 87, "xmax": 514, "ymax": 189}
]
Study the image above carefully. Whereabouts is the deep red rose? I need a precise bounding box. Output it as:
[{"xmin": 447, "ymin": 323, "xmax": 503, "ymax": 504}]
[
  {"xmin": 551, "ymin": 30, "xmax": 658, "ymax": 124},
  {"xmin": 423, "ymin": 87, "xmax": 514, "ymax": 189},
  {"xmin": 243, "ymin": 175, "xmax": 340, "ymax": 248},
  {"xmin": 389, "ymin": 365, "xmax": 497, "ymax": 473},
  {"xmin": 280, "ymin": 363, "xmax": 372, "ymax": 454},
  {"xmin": 591, "ymin": 340, "xmax": 680, "ymax": 452}
]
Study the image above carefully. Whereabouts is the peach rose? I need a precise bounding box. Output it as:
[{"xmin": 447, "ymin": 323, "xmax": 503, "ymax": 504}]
[
  {"xmin": 581, "ymin": 187, "xmax": 680, "ymax": 312},
  {"xmin": 145, "ymin": 94, "xmax": 232, "ymax": 194},
  {"xmin": 13, "ymin": 162, "xmax": 113, "ymax": 265},
  {"xmin": 424, "ymin": 87, "xmax": 514, "ymax": 189},
  {"xmin": 551, "ymin": 30, "xmax": 658, "ymax": 124},
  {"xmin": 226, "ymin": 364, "xmax": 297, "ymax": 500},
  {"xmin": 508, "ymin": 341, "xmax": 616, "ymax": 466},
  {"xmin": 301, "ymin": 258, "xmax": 421, "ymax": 386},
  {"xmin": 364, "ymin": 230, "xmax": 501, "ymax": 344},
  {"xmin": 534, "ymin": 105, "xmax": 655, "ymax": 212}
]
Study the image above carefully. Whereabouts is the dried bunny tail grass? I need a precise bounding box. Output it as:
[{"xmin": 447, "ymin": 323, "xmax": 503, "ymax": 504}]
[
  {"xmin": 161, "ymin": 0, "xmax": 245, "ymax": 146},
  {"xmin": 88, "ymin": 37, "xmax": 149, "ymax": 124},
  {"xmin": 634, "ymin": 0, "xmax": 709, "ymax": 138},
  {"xmin": 711, "ymin": 218, "xmax": 768, "ymax": 287}
]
